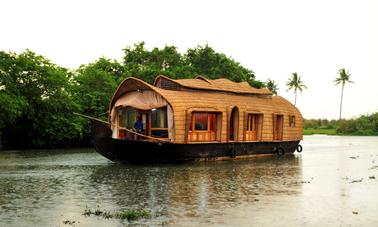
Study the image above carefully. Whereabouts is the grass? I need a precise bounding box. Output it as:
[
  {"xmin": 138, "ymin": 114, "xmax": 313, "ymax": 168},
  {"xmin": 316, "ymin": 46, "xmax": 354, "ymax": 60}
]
[
  {"xmin": 304, "ymin": 128, "xmax": 378, "ymax": 136},
  {"xmin": 303, "ymin": 128, "xmax": 338, "ymax": 135},
  {"xmin": 83, "ymin": 206, "xmax": 150, "ymax": 220}
]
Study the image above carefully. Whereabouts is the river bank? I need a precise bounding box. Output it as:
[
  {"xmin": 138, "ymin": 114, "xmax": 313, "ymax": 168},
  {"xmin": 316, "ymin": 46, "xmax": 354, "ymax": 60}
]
[
  {"xmin": 304, "ymin": 128, "xmax": 378, "ymax": 136},
  {"xmin": 304, "ymin": 113, "xmax": 378, "ymax": 136}
]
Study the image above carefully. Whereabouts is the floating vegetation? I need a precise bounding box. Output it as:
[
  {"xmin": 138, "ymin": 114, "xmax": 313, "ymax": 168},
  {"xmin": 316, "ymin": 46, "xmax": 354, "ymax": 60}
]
[
  {"xmin": 114, "ymin": 209, "xmax": 150, "ymax": 220},
  {"xmin": 291, "ymin": 180, "xmax": 311, "ymax": 185},
  {"xmin": 349, "ymin": 156, "xmax": 359, "ymax": 159},
  {"xmin": 83, "ymin": 207, "xmax": 92, "ymax": 216},
  {"xmin": 349, "ymin": 178, "xmax": 363, "ymax": 183},
  {"xmin": 62, "ymin": 220, "xmax": 77, "ymax": 226},
  {"xmin": 369, "ymin": 175, "xmax": 375, "ymax": 179},
  {"xmin": 369, "ymin": 165, "xmax": 378, "ymax": 170},
  {"xmin": 83, "ymin": 206, "xmax": 150, "ymax": 220}
]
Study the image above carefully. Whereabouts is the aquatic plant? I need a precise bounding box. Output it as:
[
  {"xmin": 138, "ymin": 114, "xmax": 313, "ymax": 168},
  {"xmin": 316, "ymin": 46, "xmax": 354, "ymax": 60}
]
[
  {"xmin": 62, "ymin": 219, "xmax": 77, "ymax": 226},
  {"xmin": 83, "ymin": 206, "xmax": 92, "ymax": 216},
  {"xmin": 82, "ymin": 206, "xmax": 150, "ymax": 221},
  {"xmin": 114, "ymin": 209, "xmax": 150, "ymax": 220}
]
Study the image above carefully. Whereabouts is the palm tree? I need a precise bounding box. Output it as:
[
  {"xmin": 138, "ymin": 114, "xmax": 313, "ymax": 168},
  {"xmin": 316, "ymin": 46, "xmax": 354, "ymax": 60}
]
[
  {"xmin": 334, "ymin": 68, "xmax": 353, "ymax": 120},
  {"xmin": 286, "ymin": 72, "xmax": 307, "ymax": 106},
  {"xmin": 266, "ymin": 79, "xmax": 278, "ymax": 95}
]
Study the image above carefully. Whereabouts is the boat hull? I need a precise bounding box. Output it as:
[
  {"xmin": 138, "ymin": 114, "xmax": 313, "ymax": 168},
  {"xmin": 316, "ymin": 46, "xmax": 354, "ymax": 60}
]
[{"xmin": 91, "ymin": 119, "xmax": 300, "ymax": 163}]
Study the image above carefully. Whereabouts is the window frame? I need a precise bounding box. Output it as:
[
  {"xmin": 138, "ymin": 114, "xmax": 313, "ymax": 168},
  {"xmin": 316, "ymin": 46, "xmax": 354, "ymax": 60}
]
[
  {"xmin": 188, "ymin": 111, "xmax": 220, "ymax": 143},
  {"xmin": 190, "ymin": 112, "xmax": 217, "ymax": 132},
  {"xmin": 244, "ymin": 112, "xmax": 264, "ymax": 141},
  {"xmin": 289, "ymin": 115, "xmax": 296, "ymax": 127}
]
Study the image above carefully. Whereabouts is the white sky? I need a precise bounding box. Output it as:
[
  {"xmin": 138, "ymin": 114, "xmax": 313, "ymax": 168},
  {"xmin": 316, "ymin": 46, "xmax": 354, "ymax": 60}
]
[{"xmin": 1, "ymin": 0, "xmax": 377, "ymax": 119}]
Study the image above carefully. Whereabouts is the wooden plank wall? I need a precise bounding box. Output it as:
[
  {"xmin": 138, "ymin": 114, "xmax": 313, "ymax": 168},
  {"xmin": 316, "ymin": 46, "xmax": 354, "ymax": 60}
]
[{"xmin": 156, "ymin": 88, "xmax": 303, "ymax": 144}]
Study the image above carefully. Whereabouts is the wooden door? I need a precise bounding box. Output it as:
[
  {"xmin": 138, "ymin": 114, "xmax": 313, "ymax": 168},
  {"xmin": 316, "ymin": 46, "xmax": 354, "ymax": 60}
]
[
  {"xmin": 273, "ymin": 114, "xmax": 284, "ymax": 140},
  {"xmin": 229, "ymin": 107, "xmax": 239, "ymax": 141}
]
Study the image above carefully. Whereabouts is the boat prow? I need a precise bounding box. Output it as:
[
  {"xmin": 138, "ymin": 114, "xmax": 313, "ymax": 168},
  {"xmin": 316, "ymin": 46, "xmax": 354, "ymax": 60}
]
[{"xmin": 90, "ymin": 118, "xmax": 118, "ymax": 161}]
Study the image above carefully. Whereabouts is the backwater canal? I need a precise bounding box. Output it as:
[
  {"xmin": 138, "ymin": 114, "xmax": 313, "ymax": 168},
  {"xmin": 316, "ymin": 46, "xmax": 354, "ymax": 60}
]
[{"xmin": 1, "ymin": 136, "xmax": 378, "ymax": 226}]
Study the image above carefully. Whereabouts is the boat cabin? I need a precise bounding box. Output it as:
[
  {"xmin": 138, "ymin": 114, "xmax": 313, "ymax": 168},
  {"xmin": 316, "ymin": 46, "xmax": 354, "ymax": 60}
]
[{"xmin": 109, "ymin": 75, "xmax": 303, "ymax": 144}]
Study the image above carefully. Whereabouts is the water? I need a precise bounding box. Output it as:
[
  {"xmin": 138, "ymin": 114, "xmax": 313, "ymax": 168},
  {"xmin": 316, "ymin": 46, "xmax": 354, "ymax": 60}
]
[{"xmin": 1, "ymin": 136, "xmax": 378, "ymax": 226}]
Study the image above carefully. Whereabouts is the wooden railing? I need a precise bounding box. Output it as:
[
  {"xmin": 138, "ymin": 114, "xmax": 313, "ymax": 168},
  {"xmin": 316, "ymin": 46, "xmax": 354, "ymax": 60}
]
[
  {"xmin": 117, "ymin": 127, "xmax": 169, "ymax": 142},
  {"xmin": 245, "ymin": 130, "xmax": 257, "ymax": 141},
  {"xmin": 188, "ymin": 131, "xmax": 216, "ymax": 142}
]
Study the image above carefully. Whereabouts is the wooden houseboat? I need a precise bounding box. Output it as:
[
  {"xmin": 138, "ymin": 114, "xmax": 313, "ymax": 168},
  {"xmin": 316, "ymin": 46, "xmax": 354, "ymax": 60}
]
[{"xmin": 90, "ymin": 75, "xmax": 303, "ymax": 163}]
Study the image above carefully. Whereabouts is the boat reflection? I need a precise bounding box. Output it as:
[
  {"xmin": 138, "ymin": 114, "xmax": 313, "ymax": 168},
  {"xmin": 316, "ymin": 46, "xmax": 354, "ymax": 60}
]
[{"xmin": 90, "ymin": 155, "xmax": 303, "ymax": 222}]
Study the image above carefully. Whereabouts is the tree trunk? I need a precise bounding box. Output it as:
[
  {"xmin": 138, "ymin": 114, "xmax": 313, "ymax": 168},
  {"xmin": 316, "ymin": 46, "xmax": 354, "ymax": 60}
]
[
  {"xmin": 294, "ymin": 91, "xmax": 297, "ymax": 106},
  {"xmin": 339, "ymin": 83, "xmax": 344, "ymax": 120}
]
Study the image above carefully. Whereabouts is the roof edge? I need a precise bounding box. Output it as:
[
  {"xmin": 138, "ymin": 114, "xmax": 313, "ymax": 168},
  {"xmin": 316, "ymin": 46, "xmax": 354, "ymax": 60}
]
[
  {"xmin": 109, "ymin": 76, "xmax": 173, "ymax": 113},
  {"xmin": 154, "ymin": 75, "xmax": 272, "ymax": 95},
  {"xmin": 194, "ymin": 75, "xmax": 212, "ymax": 84}
]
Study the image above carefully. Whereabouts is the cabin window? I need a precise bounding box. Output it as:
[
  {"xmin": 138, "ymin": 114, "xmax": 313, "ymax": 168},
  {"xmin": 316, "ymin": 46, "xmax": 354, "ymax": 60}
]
[
  {"xmin": 245, "ymin": 113, "xmax": 263, "ymax": 141},
  {"xmin": 117, "ymin": 109, "xmax": 126, "ymax": 139},
  {"xmin": 152, "ymin": 108, "xmax": 168, "ymax": 128},
  {"xmin": 126, "ymin": 108, "xmax": 135, "ymax": 128},
  {"xmin": 192, "ymin": 113, "xmax": 208, "ymax": 130},
  {"xmin": 289, "ymin": 115, "xmax": 296, "ymax": 127},
  {"xmin": 117, "ymin": 107, "xmax": 136, "ymax": 139},
  {"xmin": 151, "ymin": 107, "xmax": 168, "ymax": 138},
  {"xmin": 118, "ymin": 109, "xmax": 127, "ymax": 128},
  {"xmin": 189, "ymin": 112, "xmax": 217, "ymax": 142}
]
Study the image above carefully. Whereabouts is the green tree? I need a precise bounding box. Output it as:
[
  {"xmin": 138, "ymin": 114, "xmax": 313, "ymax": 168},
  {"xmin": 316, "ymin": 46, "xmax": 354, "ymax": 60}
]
[
  {"xmin": 0, "ymin": 50, "xmax": 82, "ymax": 149},
  {"xmin": 265, "ymin": 79, "xmax": 279, "ymax": 95},
  {"xmin": 0, "ymin": 52, "xmax": 29, "ymax": 129},
  {"xmin": 123, "ymin": 42, "xmax": 191, "ymax": 83},
  {"xmin": 71, "ymin": 58, "xmax": 122, "ymax": 145},
  {"xmin": 185, "ymin": 45, "xmax": 263, "ymax": 87},
  {"xmin": 73, "ymin": 58, "xmax": 121, "ymax": 117},
  {"xmin": 122, "ymin": 42, "xmax": 264, "ymax": 87},
  {"xmin": 286, "ymin": 72, "xmax": 307, "ymax": 106},
  {"xmin": 334, "ymin": 68, "xmax": 353, "ymax": 120}
]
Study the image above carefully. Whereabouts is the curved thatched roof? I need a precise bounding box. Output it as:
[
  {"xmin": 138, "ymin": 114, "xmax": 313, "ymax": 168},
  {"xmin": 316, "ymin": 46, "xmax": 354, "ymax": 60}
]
[
  {"xmin": 109, "ymin": 77, "xmax": 170, "ymax": 111},
  {"xmin": 110, "ymin": 76, "xmax": 298, "ymax": 115},
  {"xmin": 153, "ymin": 75, "xmax": 272, "ymax": 95}
]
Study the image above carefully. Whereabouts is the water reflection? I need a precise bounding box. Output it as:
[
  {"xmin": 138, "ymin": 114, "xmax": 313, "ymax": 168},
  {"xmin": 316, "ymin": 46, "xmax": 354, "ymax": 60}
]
[
  {"xmin": 0, "ymin": 149, "xmax": 304, "ymax": 226},
  {"xmin": 90, "ymin": 155, "xmax": 303, "ymax": 224}
]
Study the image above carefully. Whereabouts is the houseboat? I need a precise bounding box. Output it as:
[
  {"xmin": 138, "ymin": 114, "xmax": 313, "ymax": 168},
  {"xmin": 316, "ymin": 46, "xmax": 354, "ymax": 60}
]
[{"xmin": 90, "ymin": 75, "xmax": 303, "ymax": 163}]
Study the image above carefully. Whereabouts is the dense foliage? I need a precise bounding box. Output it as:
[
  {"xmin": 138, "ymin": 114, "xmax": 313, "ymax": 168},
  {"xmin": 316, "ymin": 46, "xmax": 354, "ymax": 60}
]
[
  {"xmin": 0, "ymin": 43, "xmax": 266, "ymax": 150},
  {"xmin": 304, "ymin": 113, "xmax": 378, "ymax": 135},
  {"xmin": 0, "ymin": 50, "xmax": 83, "ymax": 149},
  {"xmin": 123, "ymin": 42, "xmax": 263, "ymax": 87}
]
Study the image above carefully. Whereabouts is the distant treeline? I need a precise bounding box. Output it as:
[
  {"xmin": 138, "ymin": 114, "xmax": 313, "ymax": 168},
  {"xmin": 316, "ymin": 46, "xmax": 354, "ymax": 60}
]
[
  {"xmin": 304, "ymin": 113, "xmax": 378, "ymax": 135},
  {"xmin": 0, "ymin": 42, "xmax": 267, "ymax": 150}
]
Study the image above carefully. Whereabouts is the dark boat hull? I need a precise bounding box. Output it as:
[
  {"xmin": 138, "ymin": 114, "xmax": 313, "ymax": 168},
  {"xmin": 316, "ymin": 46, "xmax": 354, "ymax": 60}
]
[{"xmin": 91, "ymin": 119, "xmax": 300, "ymax": 163}]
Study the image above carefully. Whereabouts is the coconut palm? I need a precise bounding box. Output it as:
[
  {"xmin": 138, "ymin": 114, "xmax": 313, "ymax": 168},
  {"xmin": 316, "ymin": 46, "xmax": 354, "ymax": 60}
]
[
  {"xmin": 266, "ymin": 79, "xmax": 278, "ymax": 95},
  {"xmin": 334, "ymin": 68, "xmax": 353, "ymax": 120},
  {"xmin": 286, "ymin": 72, "xmax": 307, "ymax": 106}
]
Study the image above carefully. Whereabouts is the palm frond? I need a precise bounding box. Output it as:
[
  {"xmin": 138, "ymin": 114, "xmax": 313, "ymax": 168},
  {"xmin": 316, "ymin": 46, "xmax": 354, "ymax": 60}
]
[
  {"xmin": 286, "ymin": 72, "xmax": 307, "ymax": 92},
  {"xmin": 335, "ymin": 68, "xmax": 353, "ymax": 86}
]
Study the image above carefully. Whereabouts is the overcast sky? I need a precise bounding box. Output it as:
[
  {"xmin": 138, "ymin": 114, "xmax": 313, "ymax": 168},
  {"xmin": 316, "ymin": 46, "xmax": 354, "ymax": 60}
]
[{"xmin": 1, "ymin": 0, "xmax": 377, "ymax": 119}]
